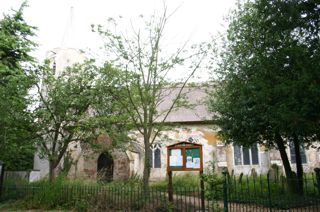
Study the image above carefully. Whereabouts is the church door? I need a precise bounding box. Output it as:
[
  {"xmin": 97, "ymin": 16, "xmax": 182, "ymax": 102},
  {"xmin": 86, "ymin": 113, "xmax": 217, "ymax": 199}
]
[{"xmin": 97, "ymin": 152, "xmax": 114, "ymax": 182}]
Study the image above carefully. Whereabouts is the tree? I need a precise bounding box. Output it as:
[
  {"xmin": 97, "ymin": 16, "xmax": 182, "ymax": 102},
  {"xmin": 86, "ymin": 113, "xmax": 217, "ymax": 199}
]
[
  {"xmin": 34, "ymin": 61, "xmax": 100, "ymax": 182},
  {"xmin": 0, "ymin": 3, "xmax": 37, "ymax": 170},
  {"xmin": 34, "ymin": 58, "xmax": 131, "ymax": 182},
  {"xmin": 94, "ymin": 8, "xmax": 211, "ymax": 191},
  {"xmin": 209, "ymin": 0, "xmax": 320, "ymax": 194}
]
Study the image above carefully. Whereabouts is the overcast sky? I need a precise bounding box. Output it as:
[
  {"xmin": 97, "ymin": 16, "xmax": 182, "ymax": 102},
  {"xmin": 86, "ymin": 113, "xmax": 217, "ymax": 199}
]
[{"xmin": 1, "ymin": 0, "xmax": 237, "ymax": 80}]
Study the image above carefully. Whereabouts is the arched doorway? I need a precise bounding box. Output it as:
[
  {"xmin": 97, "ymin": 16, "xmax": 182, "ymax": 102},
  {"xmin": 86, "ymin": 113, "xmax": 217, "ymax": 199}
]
[{"xmin": 97, "ymin": 152, "xmax": 114, "ymax": 182}]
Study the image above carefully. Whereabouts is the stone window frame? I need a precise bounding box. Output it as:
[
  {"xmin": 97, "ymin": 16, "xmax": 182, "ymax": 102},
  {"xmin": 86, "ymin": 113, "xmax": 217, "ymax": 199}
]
[
  {"xmin": 233, "ymin": 144, "xmax": 260, "ymax": 166},
  {"xmin": 150, "ymin": 143, "xmax": 161, "ymax": 169},
  {"xmin": 288, "ymin": 142, "xmax": 307, "ymax": 164}
]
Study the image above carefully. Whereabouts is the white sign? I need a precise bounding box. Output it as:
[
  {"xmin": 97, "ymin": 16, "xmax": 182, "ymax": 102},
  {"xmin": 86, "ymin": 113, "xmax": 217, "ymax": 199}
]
[
  {"xmin": 186, "ymin": 156, "xmax": 194, "ymax": 168},
  {"xmin": 193, "ymin": 158, "xmax": 201, "ymax": 169},
  {"xmin": 171, "ymin": 149, "xmax": 182, "ymax": 156},
  {"xmin": 170, "ymin": 155, "xmax": 183, "ymax": 167}
]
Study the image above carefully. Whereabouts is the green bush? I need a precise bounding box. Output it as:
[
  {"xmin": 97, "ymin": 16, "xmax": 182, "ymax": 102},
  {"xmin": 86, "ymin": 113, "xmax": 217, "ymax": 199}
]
[
  {"xmin": 202, "ymin": 173, "xmax": 224, "ymax": 200},
  {"xmin": 23, "ymin": 176, "xmax": 69, "ymax": 209}
]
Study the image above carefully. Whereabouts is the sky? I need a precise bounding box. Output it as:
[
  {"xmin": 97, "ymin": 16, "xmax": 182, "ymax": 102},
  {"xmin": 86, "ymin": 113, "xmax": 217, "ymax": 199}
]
[{"xmin": 1, "ymin": 0, "xmax": 238, "ymax": 80}]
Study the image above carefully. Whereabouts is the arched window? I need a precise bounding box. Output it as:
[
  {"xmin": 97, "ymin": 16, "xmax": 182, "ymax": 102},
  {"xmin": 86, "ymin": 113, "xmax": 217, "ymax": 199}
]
[{"xmin": 150, "ymin": 144, "xmax": 161, "ymax": 168}]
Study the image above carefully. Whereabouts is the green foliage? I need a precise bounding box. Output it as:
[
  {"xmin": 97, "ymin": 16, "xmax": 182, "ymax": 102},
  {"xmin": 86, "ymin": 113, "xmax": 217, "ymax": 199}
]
[
  {"xmin": 225, "ymin": 174, "xmax": 319, "ymax": 208},
  {"xmin": 209, "ymin": 0, "xmax": 320, "ymax": 190},
  {"xmin": 94, "ymin": 7, "xmax": 211, "ymax": 190},
  {"xmin": 202, "ymin": 162, "xmax": 224, "ymax": 200},
  {"xmin": 3, "ymin": 176, "xmax": 151, "ymax": 210},
  {"xmin": 32, "ymin": 60, "xmax": 129, "ymax": 181},
  {"xmin": 211, "ymin": 0, "xmax": 320, "ymax": 147},
  {"xmin": 97, "ymin": 174, "xmax": 142, "ymax": 189},
  {"xmin": 26, "ymin": 176, "xmax": 66, "ymax": 209},
  {"xmin": 1, "ymin": 174, "xmax": 319, "ymax": 210},
  {"xmin": 151, "ymin": 173, "xmax": 200, "ymax": 190},
  {"xmin": 33, "ymin": 61, "xmax": 96, "ymax": 180},
  {"xmin": 0, "ymin": 2, "xmax": 37, "ymax": 170}
]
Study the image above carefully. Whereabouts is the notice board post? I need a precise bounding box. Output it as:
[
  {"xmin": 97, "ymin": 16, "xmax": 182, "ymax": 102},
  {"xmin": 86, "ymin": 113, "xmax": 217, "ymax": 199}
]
[{"xmin": 167, "ymin": 142, "xmax": 204, "ymax": 211}]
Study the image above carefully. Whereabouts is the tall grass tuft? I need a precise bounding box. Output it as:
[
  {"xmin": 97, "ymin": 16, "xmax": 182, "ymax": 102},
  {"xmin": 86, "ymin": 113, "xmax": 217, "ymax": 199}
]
[
  {"xmin": 151, "ymin": 173, "xmax": 200, "ymax": 190},
  {"xmin": 23, "ymin": 175, "xmax": 68, "ymax": 209}
]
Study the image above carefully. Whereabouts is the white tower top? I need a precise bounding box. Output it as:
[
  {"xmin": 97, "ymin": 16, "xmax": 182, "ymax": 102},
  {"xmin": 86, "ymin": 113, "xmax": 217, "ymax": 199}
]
[{"xmin": 61, "ymin": 6, "xmax": 76, "ymax": 48}]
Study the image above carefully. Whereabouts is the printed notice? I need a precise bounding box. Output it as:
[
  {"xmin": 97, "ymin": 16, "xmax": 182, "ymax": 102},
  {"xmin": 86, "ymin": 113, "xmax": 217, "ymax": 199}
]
[
  {"xmin": 170, "ymin": 155, "xmax": 183, "ymax": 167},
  {"xmin": 171, "ymin": 149, "xmax": 182, "ymax": 156},
  {"xmin": 186, "ymin": 156, "xmax": 194, "ymax": 168},
  {"xmin": 193, "ymin": 158, "xmax": 201, "ymax": 168}
]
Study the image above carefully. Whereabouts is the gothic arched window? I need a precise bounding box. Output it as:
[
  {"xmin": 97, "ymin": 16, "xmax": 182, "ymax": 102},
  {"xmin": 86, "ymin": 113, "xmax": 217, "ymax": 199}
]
[{"xmin": 150, "ymin": 144, "xmax": 161, "ymax": 168}]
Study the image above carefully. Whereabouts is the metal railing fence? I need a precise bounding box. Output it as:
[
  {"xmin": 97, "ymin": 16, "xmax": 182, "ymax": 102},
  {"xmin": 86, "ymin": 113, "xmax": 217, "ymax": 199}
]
[{"xmin": 1, "ymin": 173, "xmax": 320, "ymax": 211}]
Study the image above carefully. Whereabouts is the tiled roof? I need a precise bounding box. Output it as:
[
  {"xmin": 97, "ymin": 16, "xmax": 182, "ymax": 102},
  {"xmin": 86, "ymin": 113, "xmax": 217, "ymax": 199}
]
[{"xmin": 155, "ymin": 86, "xmax": 212, "ymax": 123}]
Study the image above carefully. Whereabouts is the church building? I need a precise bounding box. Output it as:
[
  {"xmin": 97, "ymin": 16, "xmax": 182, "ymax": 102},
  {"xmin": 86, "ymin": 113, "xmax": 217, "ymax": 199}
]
[{"xmin": 33, "ymin": 48, "xmax": 320, "ymax": 182}]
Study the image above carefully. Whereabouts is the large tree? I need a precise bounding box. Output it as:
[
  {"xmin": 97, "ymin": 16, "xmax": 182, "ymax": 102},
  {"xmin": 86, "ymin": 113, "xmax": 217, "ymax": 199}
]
[
  {"xmin": 34, "ymin": 61, "xmax": 121, "ymax": 181},
  {"xmin": 0, "ymin": 3, "xmax": 37, "ymax": 170},
  {"xmin": 210, "ymin": 0, "xmax": 320, "ymax": 194},
  {"xmin": 94, "ymin": 8, "xmax": 210, "ymax": 191},
  {"xmin": 34, "ymin": 58, "xmax": 130, "ymax": 182}
]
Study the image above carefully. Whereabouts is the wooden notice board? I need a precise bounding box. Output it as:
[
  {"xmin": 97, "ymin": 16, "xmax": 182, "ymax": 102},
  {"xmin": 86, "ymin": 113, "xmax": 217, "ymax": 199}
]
[
  {"xmin": 166, "ymin": 142, "xmax": 205, "ymax": 209},
  {"xmin": 167, "ymin": 141, "xmax": 203, "ymax": 172}
]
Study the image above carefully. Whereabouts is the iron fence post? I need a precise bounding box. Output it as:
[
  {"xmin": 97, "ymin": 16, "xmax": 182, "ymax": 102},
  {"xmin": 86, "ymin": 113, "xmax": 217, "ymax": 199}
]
[
  {"xmin": 223, "ymin": 171, "xmax": 228, "ymax": 212},
  {"xmin": 267, "ymin": 172, "xmax": 272, "ymax": 212},
  {"xmin": 314, "ymin": 168, "xmax": 320, "ymax": 194},
  {"xmin": 0, "ymin": 161, "xmax": 5, "ymax": 200},
  {"xmin": 200, "ymin": 171, "xmax": 205, "ymax": 212}
]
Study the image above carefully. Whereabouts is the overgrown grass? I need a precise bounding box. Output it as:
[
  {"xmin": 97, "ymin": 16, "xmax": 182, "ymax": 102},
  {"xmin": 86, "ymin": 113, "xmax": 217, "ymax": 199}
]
[
  {"xmin": 149, "ymin": 172, "xmax": 320, "ymax": 209},
  {"xmin": 224, "ymin": 174, "xmax": 320, "ymax": 209},
  {"xmin": 226, "ymin": 174, "xmax": 319, "ymax": 198},
  {"xmin": 1, "ymin": 173, "xmax": 319, "ymax": 210},
  {"xmin": 0, "ymin": 200, "xmax": 26, "ymax": 211},
  {"xmin": 1, "ymin": 175, "xmax": 150, "ymax": 211},
  {"xmin": 151, "ymin": 173, "xmax": 201, "ymax": 190}
]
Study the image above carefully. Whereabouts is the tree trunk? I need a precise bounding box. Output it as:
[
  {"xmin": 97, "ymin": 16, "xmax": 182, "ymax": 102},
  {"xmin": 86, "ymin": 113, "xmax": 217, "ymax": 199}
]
[
  {"xmin": 49, "ymin": 160, "xmax": 55, "ymax": 183},
  {"xmin": 143, "ymin": 137, "xmax": 151, "ymax": 194},
  {"xmin": 274, "ymin": 132, "xmax": 296, "ymax": 193},
  {"xmin": 293, "ymin": 134, "xmax": 304, "ymax": 195}
]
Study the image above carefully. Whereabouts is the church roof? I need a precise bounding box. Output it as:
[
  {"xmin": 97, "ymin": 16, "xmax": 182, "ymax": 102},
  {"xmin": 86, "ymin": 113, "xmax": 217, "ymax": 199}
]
[
  {"xmin": 156, "ymin": 85, "xmax": 213, "ymax": 123},
  {"xmin": 46, "ymin": 47, "xmax": 213, "ymax": 124}
]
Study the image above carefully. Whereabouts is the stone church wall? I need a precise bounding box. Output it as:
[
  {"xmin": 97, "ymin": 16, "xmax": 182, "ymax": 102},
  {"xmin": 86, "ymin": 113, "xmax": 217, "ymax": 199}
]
[
  {"xmin": 131, "ymin": 124, "xmax": 320, "ymax": 180},
  {"xmin": 34, "ymin": 123, "xmax": 320, "ymax": 181},
  {"xmin": 66, "ymin": 135, "xmax": 130, "ymax": 181},
  {"xmin": 131, "ymin": 124, "xmax": 221, "ymax": 180}
]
